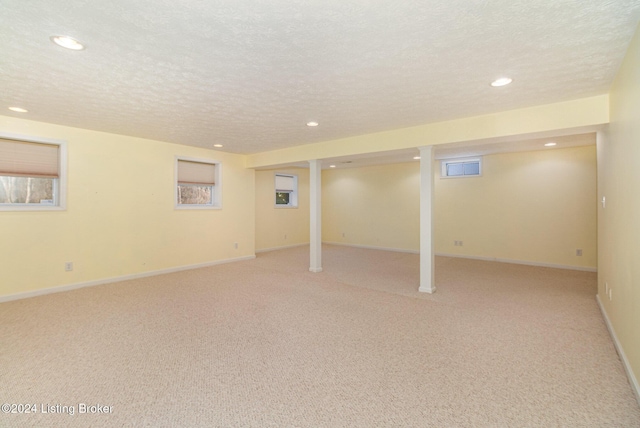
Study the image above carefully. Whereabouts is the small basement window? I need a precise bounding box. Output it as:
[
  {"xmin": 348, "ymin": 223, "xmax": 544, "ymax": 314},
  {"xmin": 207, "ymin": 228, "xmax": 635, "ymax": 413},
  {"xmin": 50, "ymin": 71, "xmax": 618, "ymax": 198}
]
[
  {"xmin": 0, "ymin": 135, "xmax": 67, "ymax": 211},
  {"xmin": 275, "ymin": 173, "xmax": 298, "ymax": 208},
  {"xmin": 176, "ymin": 157, "xmax": 221, "ymax": 209},
  {"xmin": 441, "ymin": 158, "xmax": 482, "ymax": 178}
]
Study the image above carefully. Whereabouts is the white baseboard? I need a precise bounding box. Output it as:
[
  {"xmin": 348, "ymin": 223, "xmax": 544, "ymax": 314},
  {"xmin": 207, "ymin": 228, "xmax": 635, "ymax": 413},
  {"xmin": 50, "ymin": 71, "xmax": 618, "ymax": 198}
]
[
  {"xmin": 320, "ymin": 244, "xmax": 596, "ymax": 272},
  {"xmin": 0, "ymin": 255, "xmax": 256, "ymax": 304},
  {"xmin": 596, "ymin": 295, "xmax": 640, "ymax": 406},
  {"xmin": 255, "ymin": 243, "xmax": 308, "ymax": 254},
  {"xmin": 435, "ymin": 252, "xmax": 597, "ymax": 272},
  {"xmin": 322, "ymin": 241, "xmax": 420, "ymax": 254}
]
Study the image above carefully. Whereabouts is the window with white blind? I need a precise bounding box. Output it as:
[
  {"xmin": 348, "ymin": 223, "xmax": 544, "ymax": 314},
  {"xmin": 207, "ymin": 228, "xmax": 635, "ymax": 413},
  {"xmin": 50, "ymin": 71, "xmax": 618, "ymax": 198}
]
[
  {"xmin": 441, "ymin": 158, "xmax": 482, "ymax": 178},
  {"xmin": 175, "ymin": 157, "xmax": 221, "ymax": 209},
  {"xmin": 275, "ymin": 173, "xmax": 297, "ymax": 208},
  {"xmin": 0, "ymin": 135, "xmax": 66, "ymax": 211}
]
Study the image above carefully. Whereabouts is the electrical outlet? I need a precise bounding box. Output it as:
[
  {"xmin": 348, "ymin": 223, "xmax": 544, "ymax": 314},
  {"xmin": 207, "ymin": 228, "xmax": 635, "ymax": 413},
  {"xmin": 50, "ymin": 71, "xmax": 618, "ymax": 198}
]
[
  {"xmin": 459, "ymin": 241, "xmax": 463, "ymax": 246},
  {"xmin": 64, "ymin": 262, "xmax": 73, "ymax": 272},
  {"xmin": 576, "ymin": 249, "xmax": 582, "ymax": 256},
  {"xmin": 284, "ymin": 234, "xmax": 287, "ymax": 240},
  {"xmin": 608, "ymin": 287, "xmax": 612, "ymax": 301},
  {"xmin": 342, "ymin": 232, "xmax": 345, "ymax": 238},
  {"xmin": 234, "ymin": 243, "xmax": 238, "ymax": 249}
]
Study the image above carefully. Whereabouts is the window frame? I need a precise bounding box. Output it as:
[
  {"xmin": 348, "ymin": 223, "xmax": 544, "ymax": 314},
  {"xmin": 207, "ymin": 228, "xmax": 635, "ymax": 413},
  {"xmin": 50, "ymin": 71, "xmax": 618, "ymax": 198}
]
[
  {"xmin": 440, "ymin": 157, "xmax": 482, "ymax": 179},
  {"xmin": 0, "ymin": 132, "xmax": 67, "ymax": 212},
  {"xmin": 274, "ymin": 173, "xmax": 298, "ymax": 209},
  {"xmin": 174, "ymin": 156, "xmax": 222, "ymax": 210}
]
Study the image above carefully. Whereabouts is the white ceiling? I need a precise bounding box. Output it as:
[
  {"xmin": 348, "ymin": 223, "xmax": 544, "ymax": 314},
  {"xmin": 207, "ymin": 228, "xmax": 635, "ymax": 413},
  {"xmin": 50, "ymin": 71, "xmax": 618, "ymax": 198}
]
[{"xmin": 1, "ymin": 1, "xmax": 639, "ymax": 155}]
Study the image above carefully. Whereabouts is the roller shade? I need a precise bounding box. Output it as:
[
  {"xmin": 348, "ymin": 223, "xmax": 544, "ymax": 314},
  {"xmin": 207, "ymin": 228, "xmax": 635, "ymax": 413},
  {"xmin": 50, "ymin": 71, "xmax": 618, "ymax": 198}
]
[
  {"xmin": 178, "ymin": 160, "xmax": 216, "ymax": 185},
  {"xmin": 275, "ymin": 174, "xmax": 294, "ymax": 193},
  {"xmin": 0, "ymin": 138, "xmax": 59, "ymax": 178}
]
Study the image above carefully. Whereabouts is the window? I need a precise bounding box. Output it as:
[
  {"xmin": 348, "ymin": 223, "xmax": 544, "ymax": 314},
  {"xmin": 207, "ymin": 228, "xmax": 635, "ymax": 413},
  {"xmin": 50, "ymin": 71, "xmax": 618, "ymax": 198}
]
[
  {"xmin": 0, "ymin": 135, "xmax": 66, "ymax": 211},
  {"xmin": 275, "ymin": 173, "xmax": 297, "ymax": 208},
  {"xmin": 441, "ymin": 158, "xmax": 482, "ymax": 178},
  {"xmin": 175, "ymin": 157, "xmax": 221, "ymax": 209}
]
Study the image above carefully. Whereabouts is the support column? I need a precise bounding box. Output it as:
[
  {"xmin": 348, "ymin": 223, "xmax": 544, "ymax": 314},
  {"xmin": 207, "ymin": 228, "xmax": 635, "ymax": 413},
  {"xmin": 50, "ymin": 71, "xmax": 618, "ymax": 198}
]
[
  {"xmin": 418, "ymin": 146, "xmax": 436, "ymax": 293},
  {"xmin": 309, "ymin": 159, "xmax": 323, "ymax": 273}
]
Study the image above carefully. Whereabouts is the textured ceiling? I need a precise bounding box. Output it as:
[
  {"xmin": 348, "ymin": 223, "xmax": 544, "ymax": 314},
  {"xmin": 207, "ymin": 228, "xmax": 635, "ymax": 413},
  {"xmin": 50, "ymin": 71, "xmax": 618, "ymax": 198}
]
[{"xmin": 1, "ymin": 1, "xmax": 639, "ymax": 154}]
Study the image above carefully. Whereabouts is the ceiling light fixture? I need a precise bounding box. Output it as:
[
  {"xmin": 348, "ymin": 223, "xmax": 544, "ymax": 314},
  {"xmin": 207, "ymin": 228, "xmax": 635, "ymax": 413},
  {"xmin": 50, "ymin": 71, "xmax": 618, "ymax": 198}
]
[
  {"xmin": 306, "ymin": 121, "xmax": 319, "ymax": 127},
  {"xmin": 329, "ymin": 165, "xmax": 336, "ymax": 168},
  {"xmin": 544, "ymin": 142, "xmax": 557, "ymax": 147},
  {"xmin": 8, "ymin": 107, "xmax": 28, "ymax": 113},
  {"xmin": 491, "ymin": 77, "xmax": 512, "ymax": 87},
  {"xmin": 50, "ymin": 35, "xmax": 85, "ymax": 50},
  {"xmin": 413, "ymin": 156, "xmax": 421, "ymax": 160},
  {"xmin": 213, "ymin": 144, "xmax": 223, "ymax": 148}
]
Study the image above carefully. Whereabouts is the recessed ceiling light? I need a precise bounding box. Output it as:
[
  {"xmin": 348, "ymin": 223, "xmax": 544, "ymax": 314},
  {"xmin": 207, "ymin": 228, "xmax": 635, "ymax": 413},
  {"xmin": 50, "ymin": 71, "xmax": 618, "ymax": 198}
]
[
  {"xmin": 306, "ymin": 121, "xmax": 319, "ymax": 127},
  {"xmin": 544, "ymin": 142, "xmax": 557, "ymax": 147},
  {"xmin": 329, "ymin": 165, "xmax": 336, "ymax": 168},
  {"xmin": 413, "ymin": 156, "xmax": 421, "ymax": 160},
  {"xmin": 8, "ymin": 107, "xmax": 28, "ymax": 113},
  {"xmin": 50, "ymin": 35, "xmax": 85, "ymax": 50},
  {"xmin": 213, "ymin": 144, "xmax": 223, "ymax": 148},
  {"xmin": 491, "ymin": 77, "xmax": 512, "ymax": 87}
]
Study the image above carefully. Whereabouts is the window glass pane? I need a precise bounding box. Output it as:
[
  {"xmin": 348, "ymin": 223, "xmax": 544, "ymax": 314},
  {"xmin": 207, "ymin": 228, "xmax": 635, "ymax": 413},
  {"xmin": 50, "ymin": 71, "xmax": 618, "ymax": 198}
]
[
  {"xmin": 276, "ymin": 192, "xmax": 290, "ymax": 205},
  {"xmin": 178, "ymin": 184, "xmax": 212, "ymax": 205},
  {"xmin": 0, "ymin": 176, "xmax": 54, "ymax": 204},
  {"xmin": 446, "ymin": 163, "xmax": 464, "ymax": 176},
  {"xmin": 463, "ymin": 161, "xmax": 480, "ymax": 175}
]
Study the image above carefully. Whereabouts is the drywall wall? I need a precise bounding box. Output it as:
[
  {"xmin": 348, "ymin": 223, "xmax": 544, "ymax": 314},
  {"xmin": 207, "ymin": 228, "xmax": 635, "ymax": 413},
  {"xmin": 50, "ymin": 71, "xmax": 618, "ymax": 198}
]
[
  {"xmin": 247, "ymin": 95, "xmax": 608, "ymax": 168},
  {"xmin": 0, "ymin": 115, "xmax": 255, "ymax": 300},
  {"xmin": 598, "ymin": 23, "xmax": 640, "ymax": 396},
  {"xmin": 435, "ymin": 146, "xmax": 596, "ymax": 269},
  {"xmin": 255, "ymin": 168, "xmax": 310, "ymax": 251},
  {"xmin": 322, "ymin": 145, "xmax": 597, "ymax": 269},
  {"xmin": 322, "ymin": 163, "xmax": 420, "ymax": 252}
]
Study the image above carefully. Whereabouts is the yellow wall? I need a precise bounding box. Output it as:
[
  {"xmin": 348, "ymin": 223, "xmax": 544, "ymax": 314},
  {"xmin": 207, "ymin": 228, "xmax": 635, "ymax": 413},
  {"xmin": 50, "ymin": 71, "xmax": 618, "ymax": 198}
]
[
  {"xmin": 322, "ymin": 145, "xmax": 597, "ymax": 269},
  {"xmin": 247, "ymin": 95, "xmax": 608, "ymax": 168},
  {"xmin": 435, "ymin": 146, "xmax": 597, "ymax": 268},
  {"xmin": 598, "ymin": 23, "xmax": 640, "ymax": 390},
  {"xmin": 0, "ymin": 116, "xmax": 255, "ymax": 299},
  {"xmin": 255, "ymin": 168, "xmax": 310, "ymax": 251},
  {"xmin": 322, "ymin": 163, "xmax": 420, "ymax": 252}
]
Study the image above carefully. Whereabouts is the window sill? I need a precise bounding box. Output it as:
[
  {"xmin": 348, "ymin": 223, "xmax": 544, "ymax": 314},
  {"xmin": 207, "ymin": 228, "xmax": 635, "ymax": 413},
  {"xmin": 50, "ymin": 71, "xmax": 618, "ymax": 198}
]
[
  {"xmin": 175, "ymin": 205, "xmax": 221, "ymax": 210},
  {"xmin": 0, "ymin": 205, "xmax": 65, "ymax": 212}
]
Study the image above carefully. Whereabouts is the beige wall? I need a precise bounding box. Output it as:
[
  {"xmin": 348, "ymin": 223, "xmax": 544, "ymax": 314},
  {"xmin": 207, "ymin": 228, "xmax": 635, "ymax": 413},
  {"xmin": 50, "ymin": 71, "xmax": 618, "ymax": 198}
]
[
  {"xmin": 436, "ymin": 146, "xmax": 597, "ymax": 269},
  {"xmin": 322, "ymin": 145, "xmax": 597, "ymax": 269},
  {"xmin": 247, "ymin": 95, "xmax": 608, "ymax": 168},
  {"xmin": 255, "ymin": 168, "xmax": 310, "ymax": 251},
  {"xmin": 322, "ymin": 163, "xmax": 420, "ymax": 252},
  {"xmin": 598, "ymin": 23, "xmax": 640, "ymax": 391},
  {"xmin": 0, "ymin": 116, "xmax": 255, "ymax": 300}
]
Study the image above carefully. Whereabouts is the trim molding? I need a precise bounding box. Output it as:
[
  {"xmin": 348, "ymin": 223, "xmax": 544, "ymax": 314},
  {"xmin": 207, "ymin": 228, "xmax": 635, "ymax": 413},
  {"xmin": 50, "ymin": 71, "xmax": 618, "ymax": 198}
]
[
  {"xmin": 435, "ymin": 252, "xmax": 597, "ymax": 272},
  {"xmin": 0, "ymin": 255, "xmax": 256, "ymax": 304},
  {"xmin": 323, "ymin": 241, "xmax": 420, "ymax": 254},
  {"xmin": 596, "ymin": 295, "xmax": 640, "ymax": 406},
  {"xmin": 255, "ymin": 243, "xmax": 308, "ymax": 254},
  {"xmin": 321, "ymin": 244, "xmax": 597, "ymax": 272}
]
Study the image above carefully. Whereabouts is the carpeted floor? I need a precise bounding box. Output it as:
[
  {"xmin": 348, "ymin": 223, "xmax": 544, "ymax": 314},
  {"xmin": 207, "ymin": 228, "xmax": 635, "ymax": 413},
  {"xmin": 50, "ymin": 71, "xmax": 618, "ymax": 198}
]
[{"xmin": 1, "ymin": 245, "xmax": 639, "ymax": 427}]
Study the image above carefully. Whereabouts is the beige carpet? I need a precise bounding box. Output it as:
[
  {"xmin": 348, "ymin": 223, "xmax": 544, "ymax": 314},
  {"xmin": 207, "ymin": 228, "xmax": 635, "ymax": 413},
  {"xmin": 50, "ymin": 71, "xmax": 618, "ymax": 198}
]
[{"xmin": 1, "ymin": 245, "xmax": 639, "ymax": 427}]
